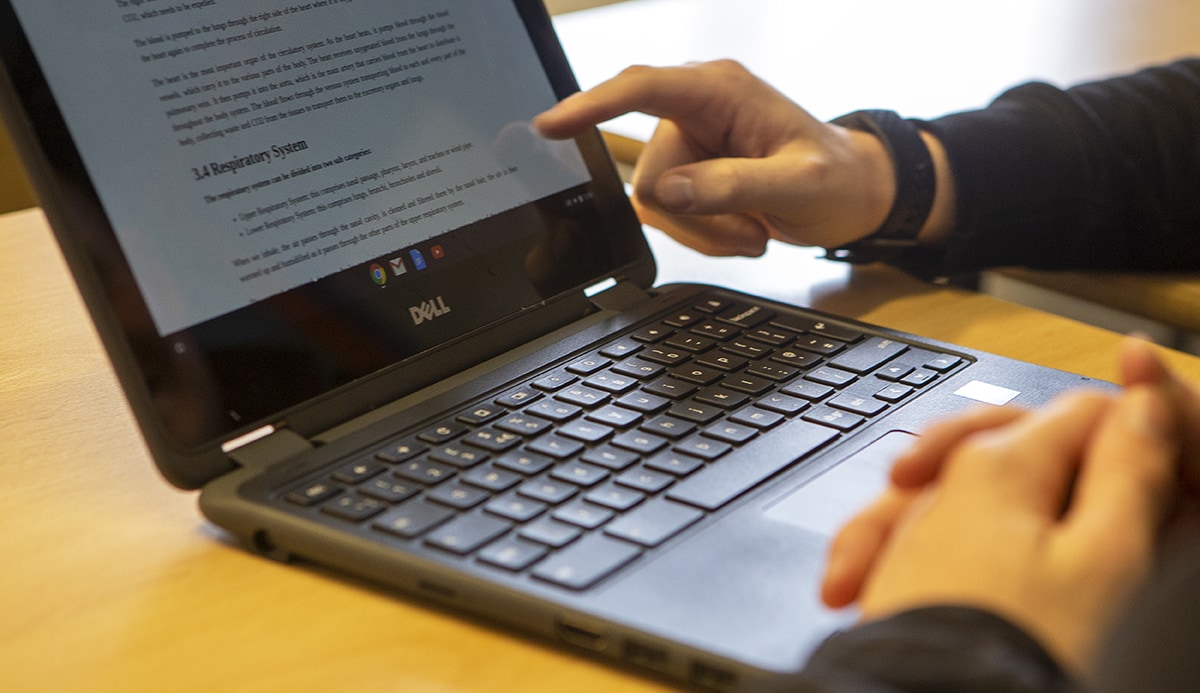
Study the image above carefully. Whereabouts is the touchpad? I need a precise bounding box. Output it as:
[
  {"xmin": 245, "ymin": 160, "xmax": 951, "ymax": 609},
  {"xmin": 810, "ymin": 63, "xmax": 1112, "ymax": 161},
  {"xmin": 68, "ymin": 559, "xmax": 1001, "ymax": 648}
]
[{"xmin": 762, "ymin": 431, "xmax": 916, "ymax": 536}]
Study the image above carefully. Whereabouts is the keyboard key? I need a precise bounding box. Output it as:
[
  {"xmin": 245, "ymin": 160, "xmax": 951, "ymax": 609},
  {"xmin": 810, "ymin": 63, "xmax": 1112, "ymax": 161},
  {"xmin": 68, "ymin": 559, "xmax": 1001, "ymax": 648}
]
[
  {"xmin": 702, "ymin": 421, "xmax": 758, "ymax": 445},
  {"xmin": 828, "ymin": 337, "xmax": 909, "ymax": 374},
  {"xmin": 672, "ymin": 435, "xmax": 731, "ymax": 461},
  {"xmin": 729, "ymin": 407, "xmax": 785, "ymax": 430},
  {"xmin": 715, "ymin": 302, "xmax": 774, "ymax": 328},
  {"xmin": 557, "ymin": 384, "xmax": 611, "ymax": 408},
  {"xmin": 526, "ymin": 433, "xmax": 585, "ymax": 459},
  {"xmin": 550, "ymin": 461, "xmax": 610, "ymax": 488},
  {"xmin": 669, "ymin": 364, "xmax": 724, "ymax": 385},
  {"xmin": 581, "ymin": 444, "xmax": 640, "ymax": 471},
  {"xmin": 695, "ymin": 351, "xmax": 749, "ymax": 371},
  {"xmin": 643, "ymin": 377, "xmax": 698, "ymax": 400},
  {"xmin": 495, "ymin": 413, "xmax": 554, "ymax": 436},
  {"xmin": 744, "ymin": 361, "xmax": 799, "ymax": 382},
  {"xmin": 585, "ymin": 483, "xmax": 646, "ymax": 511},
  {"xmin": 599, "ymin": 338, "xmax": 643, "ymax": 359},
  {"xmin": 418, "ymin": 420, "xmax": 468, "ymax": 444},
  {"xmin": 615, "ymin": 467, "xmax": 675, "ymax": 494},
  {"xmin": 828, "ymin": 393, "xmax": 888, "ymax": 417},
  {"xmin": 770, "ymin": 316, "xmax": 863, "ymax": 343},
  {"xmin": 665, "ymin": 334, "xmax": 717, "ymax": 353},
  {"xmin": 793, "ymin": 336, "xmax": 846, "ymax": 356},
  {"xmin": 394, "ymin": 459, "xmax": 456, "ymax": 485},
  {"xmin": 429, "ymin": 444, "xmax": 490, "ymax": 468},
  {"xmin": 485, "ymin": 493, "xmax": 547, "ymax": 522},
  {"xmin": 332, "ymin": 459, "xmax": 387, "ymax": 484},
  {"xmin": 877, "ymin": 363, "xmax": 916, "ymax": 381},
  {"xmin": 478, "ymin": 538, "xmax": 548, "ymax": 571},
  {"xmin": 605, "ymin": 499, "xmax": 704, "ymax": 547},
  {"xmin": 876, "ymin": 384, "xmax": 914, "ymax": 402},
  {"xmin": 321, "ymin": 494, "xmax": 388, "ymax": 522},
  {"xmin": 780, "ymin": 380, "xmax": 834, "ymax": 401},
  {"xmin": 425, "ymin": 513, "xmax": 511, "ymax": 555},
  {"xmin": 663, "ymin": 310, "xmax": 703, "ymax": 328},
  {"xmin": 719, "ymin": 374, "xmax": 774, "ymax": 395},
  {"xmin": 372, "ymin": 501, "xmax": 456, "ymax": 539},
  {"xmin": 691, "ymin": 322, "xmax": 737, "ymax": 340},
  {"xmin": 558, "ymin": 419, "xmax": 615, "ymax": 443},
  {"xmin": 902, "ymin": 369, "xmax": 939, "ymax": 387},
  {"xmin": 375, "ymin": 438, "xmax": 428, "ymax": 464},
  {"xmin": 694, "ymin": 386, "xmax": 750, "ymax": 409},
  {"xmin": 805, "ymin": 367, "xmax": 857, "ymax": 388},
  {"xmin": 426, "ymin": 482, "xmax": 490, "ymax": 510},
  {"xmin": 520, "ymin": 518, "xmax": 582, "ymax": 547},
  {"xmin": 585, "ymin": 371, "xmax": 639, "ymax": 394},
  {"xmin": 611, "ymin": 430, "xmax": 668, "ymax": 455},
  {"xmin": 639, "ymin": 415, "xmax": 696, "ymax": 440},
  {"xmin": 615, "ymin": 391, "xmax": 671, "ymax": 413},
  {"xmin": 721, "ymin": 340, "xmax": 770, "ymax": 359},
  {"xmin": 586, "ymin": 404, "xmax": 644, "ymax": 429},
  {"xmin": 494, "ymin": 450, "xmax": 555, "ymax": 476},
  {"xmin": 771, "ymin": 349, "xmax": 822, "ymax": 368},
  {"xmin": 925, "ymin": 354, "xmax": 963, "ymax": 372},
  {"xmin": 757, "ymin": 393, "xmax": 810, "ymax": 415},
  {"xmin": 532, "ymin": 371, "xmax": 578, "ymax": 391},
  {"xmin": 567, "ymin": 355, "xmax": 612, "ymax": 375},
  {"xmin": 645, "ymin": 451, "xmax": 704, "ymax": 476},
  {"xmin": 668, "ymin": 400, "xmax": 725, "ymax": 424},
  {"xmin": 494, "ymin": 386, "xmax": 542, "ymax": 408},
  {"xmin": 640, "ymin": 346, "xmax": 690, "ymax": 366},
  {"xmin": 611, "ymin": 357, "xmax": 666, "ymax": 380},
  {"xmin": 461, "ymin": 428, "xmax": 522, "ymax": 453},
  {"xmin": 518, "ymin": 476, "xmax": 580, "ymax": 505},
  {"xmin": 526, "ymin": 399, "xmax": 582, "ymax": 422},
  {"xmin": 456, "ymin": 404, "xmax": 505, "ymax": 425},
  {"xmin": 666, "ymin": 418, "xmax": 837, "ymax": 511},
  {"xmin": 552, "ymin": 500, "xmax": 615, "ymax": 529},
  {"xmin": 532, "ymin": 534, "xmax": 641, "ymax": 590},
  {"xmin": 461, "ymin": 466, "xmax": 522, "ymax": 493},
  {"xmin": 631, "ymin": 325, "xmax": 672, "ymax": 343},
  {"xmin": 360, "ymin": 478, "xmax": 421, "ymax": 504},
  {"xmin": 803, "ymin": 405, "xmax": 865, "ymax": 431}
]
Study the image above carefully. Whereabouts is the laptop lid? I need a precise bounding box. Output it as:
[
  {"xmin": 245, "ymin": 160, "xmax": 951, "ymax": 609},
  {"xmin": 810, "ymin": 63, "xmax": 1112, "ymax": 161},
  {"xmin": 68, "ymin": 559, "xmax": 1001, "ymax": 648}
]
[{"xmin": 0, "ymin": 0, "xmax": 653, "ymax": 487}]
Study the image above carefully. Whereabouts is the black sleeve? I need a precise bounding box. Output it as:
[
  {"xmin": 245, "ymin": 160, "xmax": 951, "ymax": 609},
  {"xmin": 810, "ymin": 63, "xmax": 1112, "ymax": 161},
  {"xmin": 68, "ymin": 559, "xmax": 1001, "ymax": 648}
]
[
  {"xmin": 772, "ymin": 606, "xmax": 1077, "ymax": 693},
  {"xmin": 894, "ymin": 58, "xmax": 1200, "ymax": 276}
]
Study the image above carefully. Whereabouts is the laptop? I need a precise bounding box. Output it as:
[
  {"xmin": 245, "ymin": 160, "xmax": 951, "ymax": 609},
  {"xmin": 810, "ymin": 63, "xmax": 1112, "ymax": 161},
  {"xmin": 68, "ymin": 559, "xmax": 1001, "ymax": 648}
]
[{"xmin": 0, "ymin": 1, "xmax": 1108, "ymax": 690}]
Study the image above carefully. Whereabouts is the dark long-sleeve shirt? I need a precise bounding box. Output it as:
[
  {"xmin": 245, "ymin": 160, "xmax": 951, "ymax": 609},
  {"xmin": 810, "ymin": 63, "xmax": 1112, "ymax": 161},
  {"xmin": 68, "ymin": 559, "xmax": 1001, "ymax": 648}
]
[
  {"xmin": 797, "ymin": 58, "xmax": 1200, "ymax": 692},
  {"xmin": 901, "ymin": 58, "xmax": 1200, "ymax": 276}
]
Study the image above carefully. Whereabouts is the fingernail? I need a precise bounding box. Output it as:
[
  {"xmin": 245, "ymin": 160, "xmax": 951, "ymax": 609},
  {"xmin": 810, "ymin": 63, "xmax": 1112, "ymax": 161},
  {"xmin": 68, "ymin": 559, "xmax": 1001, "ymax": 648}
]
[
  {"xmin": 657, "ymin": 174, "xmax": 695, "ymax": 212},
  {"xmin": 1124, "ymin": 386, "xmax": 1171, "ymax": 442}
]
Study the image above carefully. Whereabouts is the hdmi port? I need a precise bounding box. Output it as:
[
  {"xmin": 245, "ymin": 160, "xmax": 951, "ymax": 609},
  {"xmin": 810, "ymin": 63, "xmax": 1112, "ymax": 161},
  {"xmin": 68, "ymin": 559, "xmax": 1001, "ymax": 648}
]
[{"xmin": 555, "ymin": 617, "xmax": 609, "ymax": 652}]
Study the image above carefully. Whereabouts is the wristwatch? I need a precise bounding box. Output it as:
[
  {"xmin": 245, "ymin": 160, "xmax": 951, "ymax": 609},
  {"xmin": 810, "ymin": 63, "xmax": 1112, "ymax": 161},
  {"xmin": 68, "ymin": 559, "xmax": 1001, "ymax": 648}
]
[{"xmin": 823, "ymin": 109, "xmax": 936, "ymax": 264}]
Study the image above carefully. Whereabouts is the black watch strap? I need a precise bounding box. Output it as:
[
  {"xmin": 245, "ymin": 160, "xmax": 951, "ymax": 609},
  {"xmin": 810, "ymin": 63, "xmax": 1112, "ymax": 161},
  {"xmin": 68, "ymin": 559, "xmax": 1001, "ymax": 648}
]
[{"xmin": 824, "ymin": 110, "xmax": 936, "ymax": 264}]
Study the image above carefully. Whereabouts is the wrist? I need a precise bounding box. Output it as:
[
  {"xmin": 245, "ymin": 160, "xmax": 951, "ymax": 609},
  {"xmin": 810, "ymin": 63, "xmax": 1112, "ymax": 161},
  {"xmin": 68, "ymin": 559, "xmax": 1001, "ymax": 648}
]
[{"xmin": 824, "ymin": 110, "xmax": 936, "ymax": 264}]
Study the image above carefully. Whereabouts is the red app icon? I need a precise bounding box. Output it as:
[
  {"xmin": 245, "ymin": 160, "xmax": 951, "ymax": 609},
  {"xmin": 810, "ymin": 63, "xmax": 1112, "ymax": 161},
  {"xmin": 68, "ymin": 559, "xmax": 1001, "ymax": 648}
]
[{"xmin": 431, "ymin": 245, "xmax": 445, "ymax": 260}]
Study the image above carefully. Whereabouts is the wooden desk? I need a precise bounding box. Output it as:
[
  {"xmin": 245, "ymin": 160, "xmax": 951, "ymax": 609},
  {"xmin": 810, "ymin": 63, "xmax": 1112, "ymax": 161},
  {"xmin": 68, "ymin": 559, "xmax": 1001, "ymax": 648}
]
[{"xmin": 5, "ymin": 198, "xmax": 1200, "ymax": 693}]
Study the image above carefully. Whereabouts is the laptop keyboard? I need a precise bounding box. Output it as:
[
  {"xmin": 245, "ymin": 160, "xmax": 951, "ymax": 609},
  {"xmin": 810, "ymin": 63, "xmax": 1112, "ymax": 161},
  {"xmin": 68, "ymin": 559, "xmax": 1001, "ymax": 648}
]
[{"xmin": 280, "ymin": 291, "xmax": 966, "ymax": 590}]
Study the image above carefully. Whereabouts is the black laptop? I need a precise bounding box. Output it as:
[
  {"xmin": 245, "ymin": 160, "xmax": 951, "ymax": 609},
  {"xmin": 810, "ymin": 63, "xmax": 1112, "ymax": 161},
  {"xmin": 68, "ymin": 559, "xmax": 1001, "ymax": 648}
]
[{"xmin": 0, "ymin": 1, "xmax": 1107, "ymax": 690}]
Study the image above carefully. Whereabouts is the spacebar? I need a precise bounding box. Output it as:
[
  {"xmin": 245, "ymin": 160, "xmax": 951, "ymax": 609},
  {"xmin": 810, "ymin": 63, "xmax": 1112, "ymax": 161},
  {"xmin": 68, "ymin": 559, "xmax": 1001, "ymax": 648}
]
[{"xmin": 666, "ymin": 419, "xmax": 839, "ymax": 511}]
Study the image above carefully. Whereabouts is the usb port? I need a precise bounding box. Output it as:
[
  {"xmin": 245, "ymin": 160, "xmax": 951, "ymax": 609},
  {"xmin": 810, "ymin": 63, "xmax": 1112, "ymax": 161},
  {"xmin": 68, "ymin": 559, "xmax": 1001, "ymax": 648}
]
[{"xmin": 555, "ymin": 617, "xmax": 609, "ymax": 652}]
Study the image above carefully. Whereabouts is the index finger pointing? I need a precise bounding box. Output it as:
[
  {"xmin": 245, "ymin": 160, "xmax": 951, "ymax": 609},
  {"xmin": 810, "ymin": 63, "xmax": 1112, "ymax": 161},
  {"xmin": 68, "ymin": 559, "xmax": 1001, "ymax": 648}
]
[{"xmin": 533, "ymin": 64, "xmax": 728, "ymax": 139}]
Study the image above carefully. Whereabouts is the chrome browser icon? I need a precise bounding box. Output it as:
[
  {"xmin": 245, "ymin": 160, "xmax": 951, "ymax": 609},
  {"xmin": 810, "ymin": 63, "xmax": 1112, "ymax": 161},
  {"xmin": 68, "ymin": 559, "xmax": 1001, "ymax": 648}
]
[{"xmin": 369, "ymin": 263, "xmax": 387, "ymax": 286}]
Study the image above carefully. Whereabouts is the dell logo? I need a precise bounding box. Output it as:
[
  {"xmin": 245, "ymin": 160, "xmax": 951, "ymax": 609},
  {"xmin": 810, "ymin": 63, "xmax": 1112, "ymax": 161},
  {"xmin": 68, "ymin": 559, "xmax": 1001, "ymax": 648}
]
[{"xmin": 409, "ymin": 296, "xmax": 452, "ymax": 325}]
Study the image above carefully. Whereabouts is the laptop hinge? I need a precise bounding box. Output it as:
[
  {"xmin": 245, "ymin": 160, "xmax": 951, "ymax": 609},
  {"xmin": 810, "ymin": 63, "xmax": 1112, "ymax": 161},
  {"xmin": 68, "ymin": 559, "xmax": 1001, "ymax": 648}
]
[
  {"xmin": 587, "ymin": 278, "xmax": 651, "ymax": 312},
  {"xmin": 224, "ymin": 427, "xmax": 313, "ymax": 473}
]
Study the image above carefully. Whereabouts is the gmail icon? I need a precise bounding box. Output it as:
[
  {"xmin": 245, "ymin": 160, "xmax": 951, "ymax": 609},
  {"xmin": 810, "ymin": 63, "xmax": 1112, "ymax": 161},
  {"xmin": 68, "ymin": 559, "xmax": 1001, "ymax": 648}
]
[{"xmin": 389, "ymin": 257, "xmax": 407, "ymax": 276}]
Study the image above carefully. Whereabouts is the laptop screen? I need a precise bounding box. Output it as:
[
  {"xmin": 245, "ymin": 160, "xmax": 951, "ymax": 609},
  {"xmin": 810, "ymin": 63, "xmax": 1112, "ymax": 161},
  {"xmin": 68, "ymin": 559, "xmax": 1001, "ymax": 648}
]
[{"xmin": 0, "ymin": 0, "xmax": 648, "ymax": 449}]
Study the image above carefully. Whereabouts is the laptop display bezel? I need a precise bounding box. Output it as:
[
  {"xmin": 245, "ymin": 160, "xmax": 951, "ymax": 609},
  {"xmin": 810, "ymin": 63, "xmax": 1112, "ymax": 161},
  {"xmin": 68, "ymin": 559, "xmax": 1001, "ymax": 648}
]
[{"xmin": 0, "ymin": 0, "xmax": 655, "ymax": 487}]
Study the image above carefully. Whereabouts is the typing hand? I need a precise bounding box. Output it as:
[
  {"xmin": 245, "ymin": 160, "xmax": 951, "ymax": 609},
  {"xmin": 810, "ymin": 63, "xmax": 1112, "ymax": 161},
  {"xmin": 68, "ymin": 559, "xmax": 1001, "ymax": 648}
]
[
  {"xmin": 822, "ymin": 338, "xmax": 1192, "ymax": 674},
  {"xmin": 533, "ymin": 61, "xmax": 897, "ymax": 255}
]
